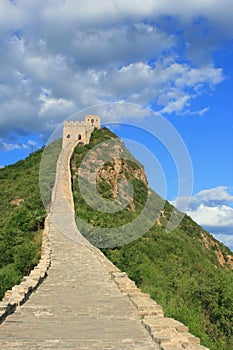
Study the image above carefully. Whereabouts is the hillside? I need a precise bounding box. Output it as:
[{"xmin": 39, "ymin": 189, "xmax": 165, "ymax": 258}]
[
  {"xmin": 71, "ymin": 128, "xmax": 233, "ymax": 350},
  {"xmin": 1, "ymin": 127, "xmax": 233, "ymax": 350},
  {"xmin": 0, "ymin": 149, "xmax": 46, "ymax": 299}
]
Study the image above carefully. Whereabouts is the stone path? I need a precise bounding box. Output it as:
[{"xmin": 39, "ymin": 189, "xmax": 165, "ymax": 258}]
[
  {"xmin": 0, "ymin": 140, "xmax": 209, "ymax": 350},
  {"xmin": 0, "ymin": 223, "xmax": 159, "ymax": 349},
  {"xmin": 0, "ymin": 143, "xmax": 159, "ymax": 349}
]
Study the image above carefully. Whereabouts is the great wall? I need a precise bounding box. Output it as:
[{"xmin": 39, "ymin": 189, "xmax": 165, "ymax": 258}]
[{"xmin": 0, "ymin": 116, "xmax": 209, "ymax": 350}]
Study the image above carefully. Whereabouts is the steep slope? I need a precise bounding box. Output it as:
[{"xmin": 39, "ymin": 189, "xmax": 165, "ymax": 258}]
[
  {"xmin": 0, "ymin": 138, "xmax": 62, "ymax": 300},
  {"xmin": 71, "ymin": 127, "xmax": 233, "ymax": 350},
  {"xmin": 0, "ymin": 149, "xmax": 46, "ymax": 299},
  {"xmin": 0, "ymin": 127, "xmax": 232, "ymax": 350}
]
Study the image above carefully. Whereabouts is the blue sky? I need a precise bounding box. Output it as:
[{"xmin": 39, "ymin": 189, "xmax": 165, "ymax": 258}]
[{"xmin": 0, "ymin": 0, "xmax": 233, "ymax": 249}]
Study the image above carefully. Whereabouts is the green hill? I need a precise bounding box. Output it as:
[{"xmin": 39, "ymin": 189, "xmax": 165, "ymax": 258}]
[
  {"xmin": 0, "ymin": 127, "xmax": 233, "ymax": 350},
  {"xmin": 0, "ymin": 138, "xmax": 62, "ymax": 300},
  {"xmin": 71, "ymin": 128, "xmax": 233, "ymax": 350},
  {"xmin": 0, "ymin": 149, "xmax": 46, "ymax": 299}
]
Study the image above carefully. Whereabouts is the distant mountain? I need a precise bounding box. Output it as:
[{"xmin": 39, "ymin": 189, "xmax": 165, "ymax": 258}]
[{"xmin": 71, "ymin": 127, "xmax": 233, "ymax": 350}]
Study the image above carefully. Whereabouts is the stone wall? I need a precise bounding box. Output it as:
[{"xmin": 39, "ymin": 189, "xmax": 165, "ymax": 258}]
[
  {"xmin": 0, "ymin": 124, "xmax": 210, "ymax": 350},
  {"xmin": 58, "ymin": 134, "xmax": 209, "ymax": 350},
  {"xmin": 0, "ymin": 215, "xmax": 52, "ymax": 324},
  {"xmin": 62, "ymin": 115, "xmax": 100, "ymax": 148},
  {"xmin": 87, "ymin": 243, "xmax": 209, "ymax": 350}
]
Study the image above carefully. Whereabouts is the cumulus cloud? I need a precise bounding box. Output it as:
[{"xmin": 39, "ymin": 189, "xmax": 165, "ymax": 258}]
[
  {"xmin": 0, "ymin": 139, "xmax": 39, "ymax": 152},
  {"xmin": 2, "ymin": 1, "xmax": 233, "ymax": 30},
  {"xmin": 175, "ymin": 186, "xmax": 233, "ymax": 210},
  {"xmin": 212, "ymin": 233, "xmax": 233, "ymax": 251},
  {"xmin": 0, "ymin": 0, "xmax": 231, "ymax": 145},
  {"xmin": 0, "ymin": 1, "xmax": 232, "ymax": 248},
  {"xmin": 173, "ymin": 186, "xmax": 233, "ymax": 250},
  {"xmin": 188, "ymin": 204, "xmax": 233, "ymax": 230}
]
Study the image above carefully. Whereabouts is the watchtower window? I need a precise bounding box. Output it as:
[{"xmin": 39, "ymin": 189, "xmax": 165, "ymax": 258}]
[
  {"xmin": 78, "ymin": 134, "xmax": 81, "ymax": 140},
  {"xmin": 67, "ymin": 134, "xmax": 70, "ymax": 138},
  {"xmin": 91, "ymin": 118, "xmax": 94, "ymax": 125}
]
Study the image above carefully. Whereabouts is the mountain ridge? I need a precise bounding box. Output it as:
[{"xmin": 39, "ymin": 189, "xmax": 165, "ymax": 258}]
[
  {"xmin": 71, "ymin": 127, "xmax": 233, "ymax": 350},
  {"xmin": 0, "ymin": 127, "xmax": 232, "ymax": 349}
]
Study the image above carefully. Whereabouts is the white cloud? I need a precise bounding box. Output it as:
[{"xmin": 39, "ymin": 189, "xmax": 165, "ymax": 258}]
[
  {"xmin": 3, "ymin": 0, "xmax": 233, "ymax": 29},
  {"xmin": 161, "ymin": 95, "xmax": 191, "ymax": 114},
  {"xmin": 0, "ymin": 1, "xmax": 232, "ymax": 249},
  {"xmin": 185, "ymin": 107, "xmax": 209, "ymax": 117},
  {"xmin": 196, "ymin": 186, "xmax": 233, "ymax": 203},
  {"xmin": 28, "ymin": 140, "xmax": 37, "ymax": 147},
  {"xmin": 212, "ymin": 233, "xmax": 233, "ymax": 251},
  {"xmin": 175, "ymin": 186, "xmax": 233, "ymax": 210},
  {"xmin": 0, "ymin": 137, "xmax": 39, "ymax": 152},
  {"xmin": 95, "ymin": 103, "xmax": 156, "ymax": 123},
  {"xmin": 0, "ymin": 0, "xmax": 231, "ymax": 144},
  {"xmin": 173, "ymin": 186, "xmax": 233, "ymax": 250},
  {"xmin": 187, "ymin": 203, "xmax": 233, "ymax": 228},
  {"xmin": 38, "ymin": 88, "xmax": 75, "ymax": 119}
]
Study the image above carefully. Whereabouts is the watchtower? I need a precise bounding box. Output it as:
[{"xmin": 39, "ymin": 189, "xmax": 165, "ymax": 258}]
[
  {"xmin": 84, "ymin": 115, "xmax": 101, "ymax": 129},
  {"xmin": 62, "ymin": 115, "xmax": 100, "ymax": 148}
]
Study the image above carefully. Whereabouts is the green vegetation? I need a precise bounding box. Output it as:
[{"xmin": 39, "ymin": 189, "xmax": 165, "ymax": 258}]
[
  {"xmin": 72, "ymin": 128, "xmax": 233, "ymax": 350},
  {"xmin": 0, "ymin": 127, "xmax": 232, "ymax": 350},
  {"xmin": 71, "ymin": 128, "xmax": 160, "ymax": 247},
  {"xmin": 39, "ymin": 138, "xmax": 62, "ymax": 208},
  {"xmin": 0, "ymin": 149, "xmax": 44, "ymax": 299},
  {"xmin": 0, "ymin": 138, "xmax": 62, "ymax": 299}
]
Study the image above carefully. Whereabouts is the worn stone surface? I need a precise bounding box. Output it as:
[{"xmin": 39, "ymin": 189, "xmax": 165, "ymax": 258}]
[
  {"xmin": 0, "ymin": 138, "xmax": 158, "ymax": 350},
  {"xmin": 0, "ymin": 222, "xmax": 159, "ymax": 349},
  {"xmin": 0, "ymin": 125, "xmax": 210, "ymax": 350}
]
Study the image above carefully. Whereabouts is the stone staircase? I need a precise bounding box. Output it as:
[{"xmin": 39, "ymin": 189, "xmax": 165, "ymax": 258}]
[{"xmin": 0, "ymin": 140, "xmax": 209, "ymax": 350}]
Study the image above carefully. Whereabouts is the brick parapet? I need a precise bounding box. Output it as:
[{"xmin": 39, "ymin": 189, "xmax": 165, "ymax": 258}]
[
  {"xmin": 0, "ymin": 215, "xmax": 52, "ymax": 324},
  {"xmin": 93, "ymin": 249, "xmax": 209, "ymax": 350},
  {"xmin": 0, "ymin": 123, "xmax": 210, "ymax": 350},
  {"xmin": 87, "ymin": 243, "xmax": 209, "ymax": 349}
]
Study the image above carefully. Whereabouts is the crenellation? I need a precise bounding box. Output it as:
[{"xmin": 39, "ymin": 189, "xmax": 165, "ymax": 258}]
[
  {"xmin": 64, "ymin": 120, "xmax": 86, "ymax": 125},
  {"xmin": 62, "ymin": 115, "xmax": 101, "ymax": 148}
]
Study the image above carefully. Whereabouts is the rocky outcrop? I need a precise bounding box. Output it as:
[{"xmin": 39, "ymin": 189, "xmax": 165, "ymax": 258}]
[
  {"xmin": 96, "ymin": 157, "xmax": 148, "ymax": 210},
  {"xmin": 0, "ymin": 128, "xmax": 210, "ymax": 350}
]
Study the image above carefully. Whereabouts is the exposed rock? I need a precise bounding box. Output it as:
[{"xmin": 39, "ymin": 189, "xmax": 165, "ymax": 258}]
[{"xmin": 9, "ymin": 197, "xmax": 24, "ymax": 206}]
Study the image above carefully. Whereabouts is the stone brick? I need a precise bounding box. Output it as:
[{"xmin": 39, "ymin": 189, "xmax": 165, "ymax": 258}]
[{"xmin": 0, "ymin": 120, "xmax": 210, "ymax": 350}]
